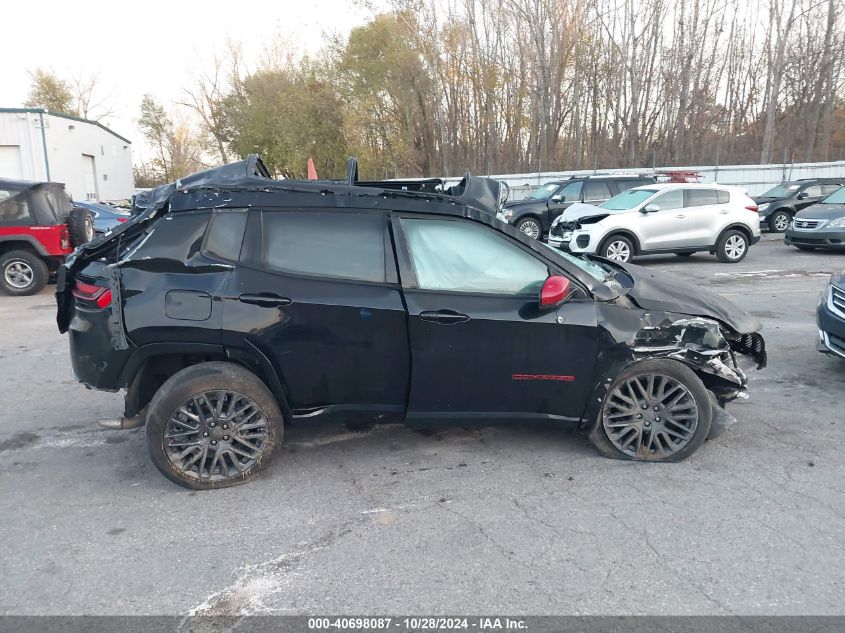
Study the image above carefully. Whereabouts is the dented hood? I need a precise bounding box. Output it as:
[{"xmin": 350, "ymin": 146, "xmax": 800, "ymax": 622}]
[{"xmin": 615, "ymin": 263, "xmax": 762, "ymax": 334}]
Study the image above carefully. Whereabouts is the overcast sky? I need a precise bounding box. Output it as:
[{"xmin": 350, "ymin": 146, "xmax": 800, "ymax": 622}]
[{"xmin": 0, "ymin": 0, "xmax": 379, "ymax": 157}]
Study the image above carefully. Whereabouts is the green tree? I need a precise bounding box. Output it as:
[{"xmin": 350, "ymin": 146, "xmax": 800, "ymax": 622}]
[
  {"xmin": 24, "ymin": 69, "xmax": 74, "ymax": 115},
  {"xmin": 138, "ymin": 95, "xmax": 207, "ymax": 182}
]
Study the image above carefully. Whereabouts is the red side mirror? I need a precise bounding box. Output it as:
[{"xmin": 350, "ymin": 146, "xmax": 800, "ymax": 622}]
[{"xmin": 540, "ymin": 276, "xmax": 571, "ymax": 308}]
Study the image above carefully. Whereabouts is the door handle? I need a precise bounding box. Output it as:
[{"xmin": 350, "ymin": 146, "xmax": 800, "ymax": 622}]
[
  {"xmin": 719, "ymin": 209, "xmax": 729, "ymax": 214},
  {"xmin": 238, "ymin": 293, "xmax": 292, "ymax": 307},
  {"xmin": 419, "ymin": 309, "xmax": 470, "ymax": 324},
  {"xmin": 675, "ymin": 214, "xmax": 686, "ymax": 219}
]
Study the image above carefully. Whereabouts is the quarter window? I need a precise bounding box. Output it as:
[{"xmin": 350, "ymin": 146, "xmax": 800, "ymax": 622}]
[
  {"xmin": 204, "ymin": 211, "xmax": 247, "ymax": 262},
  {"xmin": 685, "ymin": 189, "xmax": 719, "ymax": 207},
  {"xmin": 716, "ymin": 190, "xmax": 730, "ymax": 204},
  {"xmin": 261, "ymin": 211, "xmax": 386, "ymax": 283},
  {"xmin": 401, "ymin": 217, "xmax": 548, "ymax": 295}
]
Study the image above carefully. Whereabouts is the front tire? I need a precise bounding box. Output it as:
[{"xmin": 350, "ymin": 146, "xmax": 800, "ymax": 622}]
[
  {"xmin": 715, "ymin": 229, "xmax": 749, "ymax": 263},
  {"xmin": 600, "ymin": 234, "xmax": 635, "ymax": 262},
  {"xmin": 515, "ymin": 217, "xmax": 542, "ymax": 240},
  {"xmin": 589, "ymin": 359, "xmax": 712, "ymax": 462},
  {"xmin": 769, "ymin": 210, "xmax": 791, "ymax": 233},
  {"xmin": 146, "ymin": 362, "xmax": 284, "ymax": 490},
  {"xmin": 0, "ymin": 250, "xmax": 48, "ymax": 296}
]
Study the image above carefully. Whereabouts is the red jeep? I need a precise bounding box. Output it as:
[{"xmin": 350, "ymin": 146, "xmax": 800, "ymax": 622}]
[{"xmin": 0, "ymin": 179, "xmax": 93, "ymax": 296}]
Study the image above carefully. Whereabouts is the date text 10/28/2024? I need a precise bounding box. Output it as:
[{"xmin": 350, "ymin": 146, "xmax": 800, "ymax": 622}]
[{"xmin": 308, "ymin": 618, "xmax": 528, "ymax": 631}]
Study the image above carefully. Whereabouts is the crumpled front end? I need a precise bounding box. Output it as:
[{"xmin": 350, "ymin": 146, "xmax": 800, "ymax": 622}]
[{"xmin": 631, "ymin": 314, "xmax": 766, "ymax": 398}]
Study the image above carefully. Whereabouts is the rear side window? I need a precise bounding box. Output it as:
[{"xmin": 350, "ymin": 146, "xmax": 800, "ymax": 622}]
[
  {"xmin": 204, "ymin": 211, "xmax": 247, "ymax": 262},
  {"xmin": 584, "ymin": 181, "xmax": 612, "ymax": 201},
  {"xmin": 615, "ymin": 179, "xmax": 651, "ymax": 193},
  {"xmin": 0, "ymin": 189, "xmax": 32, "ymax": 225},
  {"xmin": 822, "ymin": 184, "xmax": 842, "ymax": 195},
  {"xmin": 261, "ymin": 211, "xmax": 385, "ymax": 283},
  {"xmin": 803, "ymin": 185, "xmax": 822, "ymax": 197},
  {"xmin": 685, "ymin": 189, "xmax": 719, "ymax": 207}
]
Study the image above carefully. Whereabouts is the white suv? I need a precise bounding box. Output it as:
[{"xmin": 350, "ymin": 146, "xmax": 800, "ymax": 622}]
[{"xmin": 547, "ymin": 183, "xmax": 761, "ymax": 263}]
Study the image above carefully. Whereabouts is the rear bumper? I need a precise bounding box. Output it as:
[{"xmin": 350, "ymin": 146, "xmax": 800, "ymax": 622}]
[
  {"xmin": 68, "ymin": 302, "xmax": 131, "ymax": 390},
  {"xmin": 785, "ymin": 228, "xmax": 845, "ymax": 249}
]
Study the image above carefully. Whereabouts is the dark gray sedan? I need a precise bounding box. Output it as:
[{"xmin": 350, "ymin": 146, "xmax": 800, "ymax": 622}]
[
  {"xmin": 784, "ymin": 187, "xmax": 845, "ymax": 251},
  {"xmin": 72, "ymin": 200, "xmax": 131, "ymax": 235}
]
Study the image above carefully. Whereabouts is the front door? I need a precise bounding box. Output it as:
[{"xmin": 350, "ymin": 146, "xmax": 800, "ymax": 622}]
[
  {"xmin": 547, "ymin": 181, "xmax": 584, "ymax": 225},
  {"xmin": 637, "ymin": 188, "xmax": 689, "ymax": 251},
  {"xmin": 393, "ymin": 215, "xmax": 598, "ymax": 423}
]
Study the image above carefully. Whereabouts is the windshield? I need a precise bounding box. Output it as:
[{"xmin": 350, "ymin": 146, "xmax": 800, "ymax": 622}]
[
  {"xmin": 760, "ymin": 184, "xmax": 799, "ymax": 198},
  {"xmin": 600, "ymin": 189, "xmax": 656, "ymax": 211},
  {"xmin": 527, "ymin": 183, "xmax": 560, "ymax": 200},
  {"xmin": 822, "ymin": 187, "xmax": 845, "ymax": 204}
]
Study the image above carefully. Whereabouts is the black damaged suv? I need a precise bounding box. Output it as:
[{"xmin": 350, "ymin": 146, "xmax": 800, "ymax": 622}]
[{"xmin": 58, "ymin": 156, "xmax": 766, "ymax": 489}]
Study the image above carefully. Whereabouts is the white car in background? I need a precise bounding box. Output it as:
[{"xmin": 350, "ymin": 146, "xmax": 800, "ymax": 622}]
[{"xmin": 547, "ymin": 183, "xmax": 761, "ymax": 263}]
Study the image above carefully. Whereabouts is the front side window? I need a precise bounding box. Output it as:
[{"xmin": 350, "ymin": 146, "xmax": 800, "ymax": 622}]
[
  {"xmin": 401, "ymin": 218, "xmax": 548, "ymax": 295},
  {"xmin": 558, "ymin": 181, "xmax": 583, "ymax": 202},
  {"xmin": 528, "ymin": 183, "xmax": 560, "ymax": 200},
  {"xmin": 651, "ymin": 189, "xmax": 683, "ymax": 211},
  {"xmin": 261, "ymin": 211, "xmax": 386, "ymax": 283},
  {"xmin": 0, "ymin": 189, "xmax": 32, "ymax": 225},
  {"xmin": 685, "ymin": 189, "xmax": 719, "ymax": 207}
]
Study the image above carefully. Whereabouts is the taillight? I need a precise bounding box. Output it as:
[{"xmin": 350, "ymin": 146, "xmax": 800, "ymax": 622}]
[
  {"xmin": 745, "ymin": 204, "xmax": 758, "ymax": 212},
  {"xmin": 117, "ymin": 218, "xmax": 128, "ymax": 223},
  {"xmin": 72, "ymin": 280, "xmax": 112, "ymax": 308},
  {"xmin": 60, "ymin": 226, "xmax": 71, "ymax": 250}
]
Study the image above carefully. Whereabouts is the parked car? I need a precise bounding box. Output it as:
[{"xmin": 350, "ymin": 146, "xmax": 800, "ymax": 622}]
[
  {"xmin": 498, "ymin": 175, "xmax": 656, "ymax": 239},
  {"xmin": 72, "ymin": 200, "xmax": 131, "ymax": 235},
  {"xmin": 784, "ymin": 186, "xmax": 845, "ymax": 251},
  {"xmin": 817, "ymin": 272, "xmax": 845, "ymax": 360},
  {"xmin": 754, "ymin": 178, "xmax": 843, "ymax": 233},
  {"xmin": 548, "ymin": 183, "xmax": 760, "ymax": 264},
  {"xmin": 57, "ymin": 156, "xmax": 766, "ymax": 489},
  {"xmin": 0, "ymin": 179, "xmax": 93, "ymax": 296}
]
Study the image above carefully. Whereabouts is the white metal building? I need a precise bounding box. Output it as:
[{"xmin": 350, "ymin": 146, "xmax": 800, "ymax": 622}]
[{"xmin": 0, "ymin": 107, "xmax": 134, "ymax": 201}]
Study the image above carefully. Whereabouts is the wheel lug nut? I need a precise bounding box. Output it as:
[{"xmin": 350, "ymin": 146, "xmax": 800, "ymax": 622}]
[
  {"xmin": 642, "ymin": 404, "xmax": 648, "ymax": 409},
  {"xmin": 222, "ymin": 424, "xmax": 228, "ymax": 429},
  {"xmin": 203, "ymin": 432, "xmax": 209, "ymax": 437},
  {"xmin": 644, "ymin": 421, "xmax": 651, "ymax": 426},
  {"xmin": 209, "ymin": 422, "xmax": 215, "ymax": 427},
  {"xmin": 223, "ymin": 435, "xmax": 229, "ymax": 440},
  {"xmin": 636, "ymin": 414, "xmax": 642, "ymax": 419},
  {"xmin": 655, "ymin": 416, "xmax": 661, "ymax": 422},
  {"xmin": 653, "ymin": 406, "xmax": 659, "ymax": 411},
  {"xmin": 211, "ymin": 440, "xmax": 217, "ymax": 445}
]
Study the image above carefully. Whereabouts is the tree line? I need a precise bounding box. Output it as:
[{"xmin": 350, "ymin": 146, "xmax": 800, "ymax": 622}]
[{"xmin": 26, "ymin": 0, "xmax": 845, "ymax": 184}]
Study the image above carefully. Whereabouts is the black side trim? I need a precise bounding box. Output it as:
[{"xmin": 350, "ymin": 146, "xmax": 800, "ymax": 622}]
[{"xmin": 0, "ymin": 234, "xmax": 49, "ymax": 256}]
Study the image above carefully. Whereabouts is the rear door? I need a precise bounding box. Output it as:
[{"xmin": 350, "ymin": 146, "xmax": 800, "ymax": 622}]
[
  {"xmin": 684, "ymin": 188, "xmax": 723, "ymax": 246},
  {"xmin": 637, "ymin": 188, "xmax": 688, "ymax": 250},
  {"xmin": 394, "ymin": 214, "xmax": 598, "ymax": 423},
  {"xmin": 220, "ymin": 209, "xmax": 409, "ymax": 419}
]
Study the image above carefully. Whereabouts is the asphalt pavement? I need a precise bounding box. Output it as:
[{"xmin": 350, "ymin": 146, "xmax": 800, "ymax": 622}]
[{"xmin": 1, "ymin": 233, "xmax": 844, "ymax": 616}]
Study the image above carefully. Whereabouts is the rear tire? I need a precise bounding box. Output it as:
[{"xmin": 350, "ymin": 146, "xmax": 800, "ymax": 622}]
[
  {"xmin": 145, "ymin": 362, "xmax": 284, "ymax": 490},
  {"xmin": 67, "ymin": 208, "xmax": 95, "ymax": 247},
  {"xmin": 599, "ymin": 234, "xmax": 635, "ymax": 263},
  {"xmin": 715, "ymin": 229, "xmax": 749, "ymax": 263},
  {"xmin": 0, "ymin": 250, "xmax": 48, "ymax": 296},
  {"xmin": 589, "ymin": 359, "xmax": 712, "ymax": 462}
]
